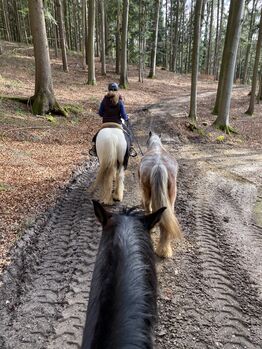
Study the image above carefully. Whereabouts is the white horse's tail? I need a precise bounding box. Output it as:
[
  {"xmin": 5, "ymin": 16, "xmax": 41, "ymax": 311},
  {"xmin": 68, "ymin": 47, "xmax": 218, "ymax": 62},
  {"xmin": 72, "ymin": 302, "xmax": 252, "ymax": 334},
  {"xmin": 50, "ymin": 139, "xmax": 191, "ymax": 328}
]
[
  {"xmin": 150, "ymin": 164, "xmax": 182, "ymax": 240},
  {"xmin": 93, "ymin": 138, "xmax": 117, "ymax": 198}
]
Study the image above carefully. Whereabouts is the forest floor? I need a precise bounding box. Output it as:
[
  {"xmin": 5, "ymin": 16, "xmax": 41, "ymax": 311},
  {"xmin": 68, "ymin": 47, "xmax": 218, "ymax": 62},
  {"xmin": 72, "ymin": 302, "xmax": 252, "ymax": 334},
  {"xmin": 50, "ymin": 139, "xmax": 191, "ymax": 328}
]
[{"xmin": 0, "ymin": 42, "xmax": 262, "ymax": 348}]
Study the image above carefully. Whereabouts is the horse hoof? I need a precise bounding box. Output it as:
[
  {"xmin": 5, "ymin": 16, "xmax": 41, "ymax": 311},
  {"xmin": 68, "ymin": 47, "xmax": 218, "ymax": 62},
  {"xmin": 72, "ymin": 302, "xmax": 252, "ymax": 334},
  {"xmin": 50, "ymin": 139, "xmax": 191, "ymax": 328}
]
[
  {"xmin": 113, "ymin": 193, "xmax": 123, "ymax": 202},
  {"xmin": 155, "ymin": 244, "xmax": 173, "ymax": 258}
]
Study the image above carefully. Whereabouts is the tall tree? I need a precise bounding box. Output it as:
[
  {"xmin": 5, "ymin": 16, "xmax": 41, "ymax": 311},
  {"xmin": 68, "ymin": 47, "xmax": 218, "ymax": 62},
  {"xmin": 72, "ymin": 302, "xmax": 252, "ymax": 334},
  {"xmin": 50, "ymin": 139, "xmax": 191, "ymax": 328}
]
[
  {"xmin": 120, "ymin": 0, "xmax": 129, "ymax": 88},
  {"xmin": 205, "ymin": 0, "xmax": 214, "ymax": 75},
  {"xmin": 100, "ymin": 0, "xmax": 106, "ymax": 75},
  {"xmin": 148, "ymin": 0, "xmax": 161, "ymax": 78},
  {"xmin": 115, "ymin": 0, "xmax": 121, "ymax": 74},
  {"xmin": 245, "ymin": 8, "xmax": 262, "ymax": 115},
  {"xmin": 188, "ymin": 0, "xmax": 203, "ymax": 122},
  {"xmin": 87, "ymin": 0, "xmax": 96, "ymax": 85},
  {"xmin": 213, "ymin": 0, "xmax": 244, "ymax": 133},
  {"xmin": 28, "ymin": 0, "xmax": 66, "ymax": 116},
  {"xmin": 82, "ymin": 0, "xmax": 87, "ymax": 68},
  {"xmin": 258, "ymin": 70, "xmax": 262, "ymax": 101},
  {"xmin": 213, "ymin": 0, "xmax": 232, "ymax": 115},
  {"xmin": 55, "ymin": 0, "xmax": 68, "ymax": 72},
  {"xmin": 241, "ymin": 0, "xmax": 257, "ymax": 84},
  {"xmin": 2, "ymin": 0, "xmax": 11, "ymax": 41}
]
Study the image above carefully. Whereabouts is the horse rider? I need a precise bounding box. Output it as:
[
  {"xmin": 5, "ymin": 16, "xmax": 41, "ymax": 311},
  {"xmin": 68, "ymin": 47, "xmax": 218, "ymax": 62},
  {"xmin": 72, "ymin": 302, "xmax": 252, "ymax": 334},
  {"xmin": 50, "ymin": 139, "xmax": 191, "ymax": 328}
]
[{"xmin": 89, "ymin": 82, "xmax": 137, "ymax": 157}]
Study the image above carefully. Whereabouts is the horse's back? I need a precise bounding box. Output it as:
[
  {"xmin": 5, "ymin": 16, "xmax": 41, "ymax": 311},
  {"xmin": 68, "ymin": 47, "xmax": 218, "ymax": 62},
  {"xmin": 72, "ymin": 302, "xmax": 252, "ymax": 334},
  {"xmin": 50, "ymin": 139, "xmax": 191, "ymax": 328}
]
[
  {"xmin": 96, "ymin": 127, "xmax": 127, "ymax": 161},
  {"xmin": 140, "ymin": 148, "xmax": 178, "ymax": 183}
]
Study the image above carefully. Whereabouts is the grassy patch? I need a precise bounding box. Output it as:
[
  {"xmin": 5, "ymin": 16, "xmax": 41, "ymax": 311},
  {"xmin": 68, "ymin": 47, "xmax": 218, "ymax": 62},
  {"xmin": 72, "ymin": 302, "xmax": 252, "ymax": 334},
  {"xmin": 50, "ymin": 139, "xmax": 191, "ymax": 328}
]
[
  {"xmin": 0, "ymin": 182, "xmax": 12, "ymax": 192},
  {"xmin": 64, "ymin": 103, "xmax": 84, "ymax": 115}
]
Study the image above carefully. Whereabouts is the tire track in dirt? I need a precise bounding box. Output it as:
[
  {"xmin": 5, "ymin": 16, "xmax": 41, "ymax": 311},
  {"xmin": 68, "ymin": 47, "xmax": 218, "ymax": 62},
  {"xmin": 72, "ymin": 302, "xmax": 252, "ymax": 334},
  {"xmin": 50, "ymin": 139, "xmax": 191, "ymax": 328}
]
[
  {"xmin": 0, "ymin": 163, "xmax": 101, "ymax": 349},
  {"xmin": 1, "ymin": 107, "xmax": 262, "ymax": 349}
]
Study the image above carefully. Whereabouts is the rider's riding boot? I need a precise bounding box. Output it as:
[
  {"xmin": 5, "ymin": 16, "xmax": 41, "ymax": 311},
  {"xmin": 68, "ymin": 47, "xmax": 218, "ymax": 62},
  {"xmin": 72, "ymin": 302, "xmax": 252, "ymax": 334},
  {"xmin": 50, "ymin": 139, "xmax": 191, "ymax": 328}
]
[
  {"xmin": 89, "ymin": 143, "xmax": 97, "ymax": 157},
  {"xmin": 129, "ymin": 145, "xmax": 137, "ymax": 157}
]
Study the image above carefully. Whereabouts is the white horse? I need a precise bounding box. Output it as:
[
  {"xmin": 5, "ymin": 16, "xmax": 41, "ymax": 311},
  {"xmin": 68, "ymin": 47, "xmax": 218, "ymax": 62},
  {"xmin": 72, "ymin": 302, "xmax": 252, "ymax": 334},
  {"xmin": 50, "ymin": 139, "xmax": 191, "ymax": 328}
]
[{"xmin": 92, "ymin": 127, "xmax": 128, "ymax": 205}]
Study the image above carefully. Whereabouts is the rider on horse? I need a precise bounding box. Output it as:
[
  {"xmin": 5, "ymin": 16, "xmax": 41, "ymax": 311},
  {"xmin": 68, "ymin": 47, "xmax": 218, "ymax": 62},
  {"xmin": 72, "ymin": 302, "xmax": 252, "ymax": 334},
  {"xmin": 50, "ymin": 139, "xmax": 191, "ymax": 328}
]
[{"xmin": 89, "ymin": 82, "xmax": 136, "ymax": 157}]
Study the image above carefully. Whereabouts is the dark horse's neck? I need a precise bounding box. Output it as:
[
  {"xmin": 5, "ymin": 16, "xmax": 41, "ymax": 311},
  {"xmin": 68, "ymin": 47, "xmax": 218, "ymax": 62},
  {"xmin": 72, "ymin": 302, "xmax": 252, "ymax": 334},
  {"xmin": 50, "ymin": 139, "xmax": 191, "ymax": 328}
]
[{"xmin": 82, "ymin": 215, "xmax": 157, "ymax": 349}]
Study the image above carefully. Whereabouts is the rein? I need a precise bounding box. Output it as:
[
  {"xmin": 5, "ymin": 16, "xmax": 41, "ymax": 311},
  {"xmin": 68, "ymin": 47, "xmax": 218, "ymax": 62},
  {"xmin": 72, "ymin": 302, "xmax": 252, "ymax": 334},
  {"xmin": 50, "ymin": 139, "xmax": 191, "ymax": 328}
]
[{"xmin": 128, "ymin": 121, "xmax": 144, "ymax": 156}]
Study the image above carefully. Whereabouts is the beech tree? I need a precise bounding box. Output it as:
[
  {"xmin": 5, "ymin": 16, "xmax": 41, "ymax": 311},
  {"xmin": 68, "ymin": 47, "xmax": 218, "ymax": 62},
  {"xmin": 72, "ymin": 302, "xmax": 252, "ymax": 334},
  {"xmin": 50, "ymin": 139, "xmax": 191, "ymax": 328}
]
[
  {"xmin": 148, "ymin": 0, "xmax": 161, "ymax": 78},
  {"xmin": 120, "ymin": 0, "xmax": 129, "ymax": 88},
  {"xmin": 100, "ymin": 0, "xmax": 106, "ymax": 75},
  {"xmin": 87, "ymin": 0, "xmax": 96, "ymax": 85},
  {"xmin": 55, "ymin": 0, "xmax": 68, "ymax": 72},
  {"xmin": 188, "ymin": 0, "xmax": 203, "ymax": 122},
  {"xmin": 213, "ymin": 0, "xmax": 244, "ymax": 133},
  {"xmin": 246, "ymin": 7, "xmax": 262, "ymax": 115},
  {"xmin": 241, "ymin": 0, "xmax": 258, "ymax": 84},
  {"xmin": 28, "ymin": 0, "xmax": 66, "ymax": 116}
]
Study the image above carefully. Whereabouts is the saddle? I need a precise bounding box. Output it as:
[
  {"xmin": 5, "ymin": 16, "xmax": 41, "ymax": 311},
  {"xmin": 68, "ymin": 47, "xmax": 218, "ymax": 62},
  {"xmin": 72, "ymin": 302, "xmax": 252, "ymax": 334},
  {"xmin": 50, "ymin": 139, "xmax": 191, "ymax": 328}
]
[{"xmin": 99, "ymin": 122, "xmax": 129, "ymax": 137}]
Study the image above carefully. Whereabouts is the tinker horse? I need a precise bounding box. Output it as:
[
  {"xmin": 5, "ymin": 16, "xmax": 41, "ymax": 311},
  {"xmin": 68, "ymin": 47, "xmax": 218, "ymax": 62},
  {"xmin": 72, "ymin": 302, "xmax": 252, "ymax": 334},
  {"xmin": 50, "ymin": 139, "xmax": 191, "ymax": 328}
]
[
  {"xmin": 138, "ymin": 131, "xmax": 182, "ymax": 258},
  {"xmin": 81, "ymin": 200, "xmax": 166, "ymax": 349},
  {"xmin": 92, "ymin": 126, "xmax": 129, "ymax": 205}
]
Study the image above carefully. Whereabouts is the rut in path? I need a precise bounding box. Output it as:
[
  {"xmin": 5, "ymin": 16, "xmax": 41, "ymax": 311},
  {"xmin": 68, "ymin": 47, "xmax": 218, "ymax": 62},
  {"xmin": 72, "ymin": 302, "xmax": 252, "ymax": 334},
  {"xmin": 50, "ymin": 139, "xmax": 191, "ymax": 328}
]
[{"xmin": 0, "ymin": 110, "xmax": 262, "ymax": 349}]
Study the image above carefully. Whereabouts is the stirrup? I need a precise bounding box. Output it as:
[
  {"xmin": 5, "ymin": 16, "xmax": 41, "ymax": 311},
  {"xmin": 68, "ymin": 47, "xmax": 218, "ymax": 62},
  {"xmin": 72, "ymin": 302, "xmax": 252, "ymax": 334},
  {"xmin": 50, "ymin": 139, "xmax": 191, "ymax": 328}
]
[{"xmin": 129, "ymin": 147, "xmax": 137, "ymax": 157}]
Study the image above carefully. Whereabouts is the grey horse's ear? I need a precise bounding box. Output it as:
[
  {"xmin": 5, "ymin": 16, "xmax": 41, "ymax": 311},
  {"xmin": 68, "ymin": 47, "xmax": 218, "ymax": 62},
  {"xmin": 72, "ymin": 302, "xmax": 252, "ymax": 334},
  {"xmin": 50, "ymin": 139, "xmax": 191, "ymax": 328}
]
[
  {"xmin": 92, "ymin": 200, "xmax": 111, "ymax": 226},
  {"xmin": 149, "ymin": 131, "xmax": 152, "ymax": 137},
  {"xmin": 142, "ymin": 207, "xmax": 166, "ymax": 231}
]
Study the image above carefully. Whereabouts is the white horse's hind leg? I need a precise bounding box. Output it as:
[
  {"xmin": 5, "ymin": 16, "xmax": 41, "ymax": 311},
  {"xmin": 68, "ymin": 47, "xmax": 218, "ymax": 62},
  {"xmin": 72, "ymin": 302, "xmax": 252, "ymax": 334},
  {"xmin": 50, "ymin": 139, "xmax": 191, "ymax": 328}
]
[
  {"xmin": 113, "ymin": 166, "xmax": 125, "ymax": 202},
  {"xmin": 101, "ymin": 168, "xmax": 114, "ymax": 205}
]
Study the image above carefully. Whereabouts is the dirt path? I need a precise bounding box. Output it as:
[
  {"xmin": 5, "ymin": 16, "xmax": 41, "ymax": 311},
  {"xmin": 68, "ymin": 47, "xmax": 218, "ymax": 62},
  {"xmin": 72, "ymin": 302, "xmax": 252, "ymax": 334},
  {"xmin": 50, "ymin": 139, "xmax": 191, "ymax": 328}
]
[{"xmin": 1, "ymin": 104, "xmax": 262, "ymax": 348}]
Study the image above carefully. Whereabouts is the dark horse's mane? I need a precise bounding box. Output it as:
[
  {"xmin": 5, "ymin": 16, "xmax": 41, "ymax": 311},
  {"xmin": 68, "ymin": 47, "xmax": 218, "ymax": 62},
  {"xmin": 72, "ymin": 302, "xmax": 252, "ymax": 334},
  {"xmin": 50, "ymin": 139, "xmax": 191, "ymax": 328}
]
[{"xmin": 81, "ymin": 207, "xmax": 158, "ymax": 349}]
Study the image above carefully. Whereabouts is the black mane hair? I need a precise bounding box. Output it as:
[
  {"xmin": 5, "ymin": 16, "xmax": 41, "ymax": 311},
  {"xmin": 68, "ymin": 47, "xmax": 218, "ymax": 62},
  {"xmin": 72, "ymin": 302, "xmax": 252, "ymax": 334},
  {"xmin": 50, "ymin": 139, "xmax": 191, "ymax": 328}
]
[{"xmin": 81, "ymin": 202, "xmax": 165, "ymax": 349}]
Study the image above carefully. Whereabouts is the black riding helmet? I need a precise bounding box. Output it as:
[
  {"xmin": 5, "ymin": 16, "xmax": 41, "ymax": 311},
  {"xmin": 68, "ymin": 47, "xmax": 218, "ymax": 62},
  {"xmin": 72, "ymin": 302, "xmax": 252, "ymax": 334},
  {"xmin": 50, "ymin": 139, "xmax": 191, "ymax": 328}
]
[{"xmin": 108, "ymin": 82, "xmax": 119, "ymax": 91}]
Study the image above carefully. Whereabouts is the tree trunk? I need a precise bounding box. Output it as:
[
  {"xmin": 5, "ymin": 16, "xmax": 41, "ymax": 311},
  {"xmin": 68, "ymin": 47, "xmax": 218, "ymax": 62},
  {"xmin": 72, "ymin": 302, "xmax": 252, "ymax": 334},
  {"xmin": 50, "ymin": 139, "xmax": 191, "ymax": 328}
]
[
  {"xmin": 214, "ymin": 0, "xmax": 224, "ymax": 80},
  {"xmin": 28, "ymin": 0, "xmax": 67, "ymax": 116},
  {"xmin": 188, "ymin": 0, "xmax": 203, "ymax": 122},
  {"xmin": 120, "ymin": 0, "xmax": 129, "ymax": 88},
  {"xmin": 241, "ymin": 0, "xmax": 257, "ymax": 84},
  {"xmin": 138, "ymin": 0, "xmax": 143, "ymax": 82},
  {"xmin": 87, "ymin": 0, "xmax": 96, "ymax": 84},
  {"xmin": 205, "ymin": 0, "xmax": 214, "ymax": 75},
  {"xmin": 213, "ymin": 0, "xmax": 244, "ymax": 132},
  {"xmin": 82, "ymin": 0, "xmax": 87, "ymax": 69},
  {"xmin": 171, "ymin": 0, "xmax": 179, "ymax": 72},
  {"xmin": 13, "ymin": 0, "xmax": 22, "ymax": 42},
  {"xmin": 85, "ymin": 0, "xmax": 89, "ymax": 65},
  {"xmin": 0, "ymin": 43, "xmax": 3, "ymax": 55},
  {"xmin": 186, "ymin": 0, "xmax": 194, "ymax": 73},
  {"xmin": 258, "ymin": 70, "xmax": 262, "ymax": 101},
  {"xmin": 95, "ymin": 5, "xmax": 100, "ymax": 58},
  {"xmin": 213, "ymin": 0, "xmax": 231, "ymax": 115},
  {"xmin": 55, "ymin": 0, "xmax": 68, "ymax": 72},
  {"xmin": 213, "ymin": 0, "xmax": 220, "ymax": 76},
  {"xmin": 100, "ymin": 0, "xmax": 106, "ymax": 75},
  {"xmin": 2, "ymin": 0, "xmax": 11, "ymax": 41},
  {"xmin": 245, "ymin": 8, "xmax": 262, "ymax": 115},
  {"xmin": 148, "ymin": 0, "xmax": 161, "ymax": 78},
  {"xmin": 115, "ymin": 0, "xmax": 121, "ymax": 74}
]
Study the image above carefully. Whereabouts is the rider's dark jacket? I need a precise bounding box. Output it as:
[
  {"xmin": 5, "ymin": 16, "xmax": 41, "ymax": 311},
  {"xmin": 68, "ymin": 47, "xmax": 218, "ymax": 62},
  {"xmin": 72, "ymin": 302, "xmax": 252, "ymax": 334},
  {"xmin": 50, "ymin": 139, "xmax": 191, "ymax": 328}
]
[{"xmin": 99, "ymin": 95, "xmax": 128, "ymax": 124}]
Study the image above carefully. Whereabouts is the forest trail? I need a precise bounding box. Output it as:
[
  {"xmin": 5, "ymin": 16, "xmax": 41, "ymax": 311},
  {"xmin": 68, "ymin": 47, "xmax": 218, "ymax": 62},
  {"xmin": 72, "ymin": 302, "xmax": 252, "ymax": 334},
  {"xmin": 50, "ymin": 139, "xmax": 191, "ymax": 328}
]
[{"xmin": 1, "ymin": 101, "xmax": 262, "ymax": 349}]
